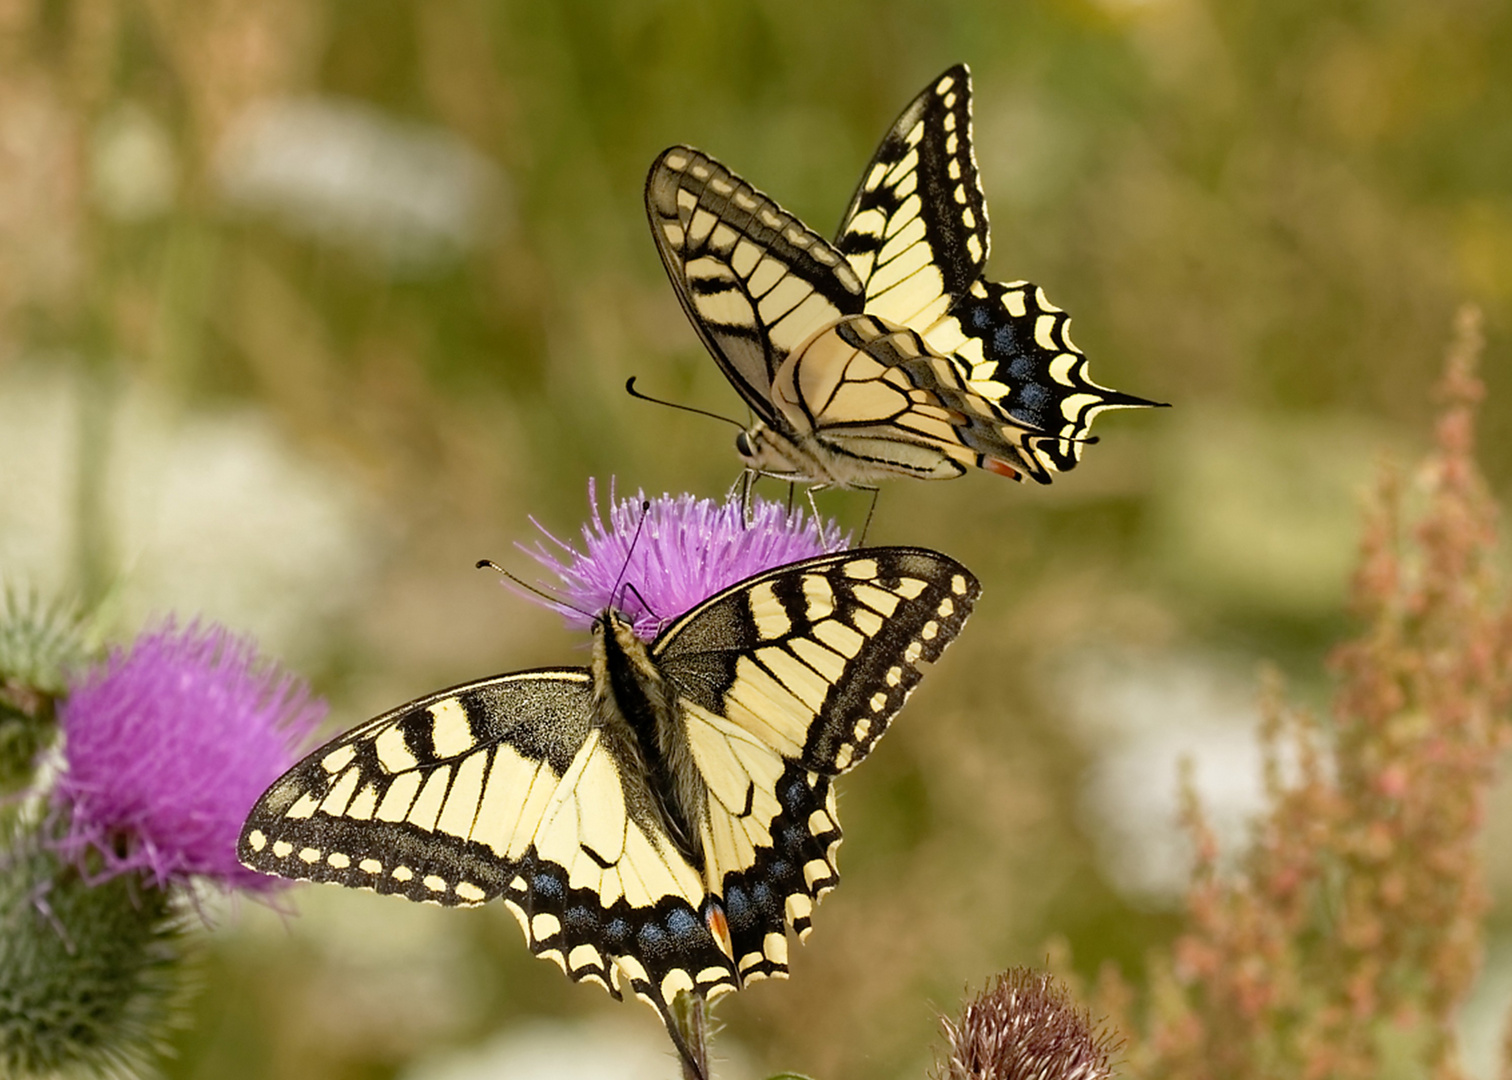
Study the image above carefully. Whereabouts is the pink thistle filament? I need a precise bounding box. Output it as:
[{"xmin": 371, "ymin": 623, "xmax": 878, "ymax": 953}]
[{"xmin": 521, "ymin": 480, "xmax": 849, "ymax": 640}]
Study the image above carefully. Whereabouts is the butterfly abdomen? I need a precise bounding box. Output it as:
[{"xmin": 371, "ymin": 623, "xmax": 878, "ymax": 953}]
[{"xmin": 594, "ymin": 615, "xmax": 707, "ymax": 869}]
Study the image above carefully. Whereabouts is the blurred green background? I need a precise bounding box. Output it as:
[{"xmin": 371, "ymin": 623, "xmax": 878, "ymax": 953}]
[{"xmin": 2, "ymin": 0, "xmax": 1511, "ymax": 1077}]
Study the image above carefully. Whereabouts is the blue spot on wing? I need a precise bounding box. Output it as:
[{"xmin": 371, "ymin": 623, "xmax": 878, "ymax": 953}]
[{"xmin": 532, "ymin": 872, "xmax": 563, "ymax": 902}]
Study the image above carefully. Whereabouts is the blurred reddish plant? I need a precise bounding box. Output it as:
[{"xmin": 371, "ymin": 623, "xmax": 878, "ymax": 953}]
[{"xmin": 1089, "ymin": 306, "xmax": 1512, "ymax": 1080}]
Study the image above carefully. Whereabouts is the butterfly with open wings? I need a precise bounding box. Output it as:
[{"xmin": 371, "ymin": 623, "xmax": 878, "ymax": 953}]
[
  {"xmin": 646, "ymin": 63, "xmax": 1163, "ymax": 489},
  {"xmin": 240, "ymin": 547, "xmax": 979, "ymax": 1078}
]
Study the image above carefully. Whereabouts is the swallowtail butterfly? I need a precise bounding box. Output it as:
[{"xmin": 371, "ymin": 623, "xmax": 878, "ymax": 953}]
[
  {"xmin": 646, "ymin": 63, "xmax": 1161, "ymax": 488},
  {"xmin": 240, "ymin": 547, "xmax": 979, "ymax": 1076}
]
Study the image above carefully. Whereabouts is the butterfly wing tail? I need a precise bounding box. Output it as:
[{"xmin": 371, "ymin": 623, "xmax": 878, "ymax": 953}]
[{"xmin": 933, "ymin": 280, "xmax": 1166, "ymax": 475}]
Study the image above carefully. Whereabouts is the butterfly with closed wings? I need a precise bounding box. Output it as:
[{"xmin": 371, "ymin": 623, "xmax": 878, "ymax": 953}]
[
  {"xmin": 646, "ymin": 63, "xmax": 1163, "ymax": 489},
  {"xmin": 240, "ymin": 546, "xmax": 979, "ymax": 1077}
]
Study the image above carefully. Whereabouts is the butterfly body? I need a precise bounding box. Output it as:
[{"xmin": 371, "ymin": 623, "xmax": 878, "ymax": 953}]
[
  {"xmin": 240, "ymin": 547, "xmax": 980, "ymax": 1072},
  {"xmin": 647, "ymin": 65, "xmax": 1162, "ymax": 489},
  {"xmin": 590, "ymin": 611, "xmax": 707, "ymax": 873}
]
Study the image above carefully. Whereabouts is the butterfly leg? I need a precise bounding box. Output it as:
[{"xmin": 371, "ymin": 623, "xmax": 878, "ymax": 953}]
[
  {"xmin": 858, "ymin": 486, "xmax": 881, "ymax": 546},
  {"xmin": 728, "ymin": 468, "xmax": 758, "ymax": 526},
  {"xmin": 804, "ymin": 484, "xmax": 830, "ymax": 526},
  {"xmin": 620, "ymin": 580, "xmax": 666, "ymax": 631}
]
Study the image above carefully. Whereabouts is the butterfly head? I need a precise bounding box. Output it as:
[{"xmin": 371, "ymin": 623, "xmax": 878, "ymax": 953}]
[
  {"xmin": 591, "ymin": 606, "xmax": 668, "ymax": 674},
  {"xmin": 735, "ymin": 422, "xmax": 811, "ymax": 481},
  {"xmin": 593, "ymin": 606, "xmax": 643, "ymax": 642}
]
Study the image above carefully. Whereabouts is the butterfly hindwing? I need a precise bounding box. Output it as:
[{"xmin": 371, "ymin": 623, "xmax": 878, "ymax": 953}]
[
  {"xmin": 239, "ymin": 670, "xmax": 739, "ymax": 1012},
  {"xmin": 774, "ymin": 313, "xmax": 1051, "ymax": 481},
  {"xmin": 646, "ymin": 145, "xmax": 864, "ymax": 424},
  {"xmin": 924, "ymin": 279, "xmax": 1161, "ymax": 476},
  {"xmin": 835, "ymin": 64, "xmax": 989, "ymax": 329},
  {"xmin": 678, "ymin": 699, "xmax": 842, "ymax": 984}
]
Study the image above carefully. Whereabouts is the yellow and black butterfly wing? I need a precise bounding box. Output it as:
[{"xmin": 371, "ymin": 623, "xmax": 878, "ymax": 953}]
[
  {"xmin": 654, "ymin": 547, "xmax": 981, "ymax": 982},
  {"xmin": 775, "ymin": 313, "xmax": 1053, "ymax": 482},
  {"xmin": 925, "ymin": 279, "xmax": 1164, "ymax": 477},
  {"xmin": 646, "ymin": 145, "xmax": 864, "ymax": 424},
  {"xmin": 238, "ymin": 670, "xmax": 740, "ymax": 1015},
  {"xmin": 834, "ymin": 64, "xmax": 989, "ymax": 330},
  {"xmin": 837, "ymin": 65, "xmax": 1164, "ymax": 480}
]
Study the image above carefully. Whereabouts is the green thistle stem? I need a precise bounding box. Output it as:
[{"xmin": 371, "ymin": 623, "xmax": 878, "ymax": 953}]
[
  {"xmin": 671, "ymin": 990, "xmax": 710, "ymax": 1080},
  {"xmin": 0, "ymin": 827, "xmax": 188, "ymax": 1078}
]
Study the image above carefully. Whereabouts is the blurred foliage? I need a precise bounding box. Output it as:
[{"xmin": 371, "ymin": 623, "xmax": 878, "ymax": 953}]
[
  {"xmin": 0, "ymin": 587, "xmax": 89, "ymax": 792},
  {"xmin": 1, "ymin": 0, "xmax": 1510, "ymax": 1078}
]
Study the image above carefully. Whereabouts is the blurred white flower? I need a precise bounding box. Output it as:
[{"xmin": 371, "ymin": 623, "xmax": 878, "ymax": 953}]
[
  {"xmin": 1058, "ymin": 649, "xmax": 1273, "ymax": 905},
  {"xmin": 1459, "ymin": 934, "xmax": 1512, "ymax": 1080},
  {"xmin": 214, "ymin": 96, "xmax": 504, "ymax": 275},
  {"xmin": 90, "ymin": 103, "xmax": 177, "ymax": 221},
  {"xmin": 0, "ymin": 362, "xmax": 380, "ymax": 667}
]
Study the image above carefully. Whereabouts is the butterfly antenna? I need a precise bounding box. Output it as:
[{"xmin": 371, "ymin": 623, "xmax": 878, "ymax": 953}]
[
  {"xmin": 1033, "ymin": 430, "xmax": 1100, "ymax": 448},
  {"xmin": 608, "ymin": 499, "xmax": 653, "ymax": 613},
  {"xmin": 625, "ymin": 377, "xmax": 745, "ymax": 431},
  {"xmin": 475, "ymin": 559, "xmax": 595, "ymax": 620}
]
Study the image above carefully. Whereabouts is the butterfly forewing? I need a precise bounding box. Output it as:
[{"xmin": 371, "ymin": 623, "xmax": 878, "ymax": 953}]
[
  {"xmin": 239, "ymin": 669, "xmax": 740, "ymax": 1013},
  {"xmin": 835, "ymin": 64, "xmax": 989, "ymax": 329},
  {"xmin": 831, "ymin": 64, "xmax": 1162, "ymax": 481},
  {"xmin": 657, "ymin": 547, "xmax": 980, "ymax": 773},
  {"xmin": 646, "ymin": 146, "xmax": 864, "ymax": 423},
  {"xmin": 241, "ymin": 671, "xmax": 591, "ymax": 903}
]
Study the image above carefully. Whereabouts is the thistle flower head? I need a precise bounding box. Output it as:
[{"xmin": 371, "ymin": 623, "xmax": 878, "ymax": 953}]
[
  {"xmin": 53, "ymin": 619, "xmax": 324, "ymax": 890},
  {"xmin": 939, "ymin": 969, "xmax": 1121, "ymax": 1080},
  {"xmin": 522, "ymin": 479, "xmax": 849, "ymax": 640}
]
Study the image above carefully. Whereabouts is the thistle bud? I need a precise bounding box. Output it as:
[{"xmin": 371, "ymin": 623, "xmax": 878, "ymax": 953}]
[{"xmin": 938, "ymin": 969, "xmax": 1120, "ymax": 1080}]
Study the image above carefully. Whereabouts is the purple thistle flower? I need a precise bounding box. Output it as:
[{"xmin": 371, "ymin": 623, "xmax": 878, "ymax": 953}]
[
  {"xmin": 521, "ymin": 479, "xmax": 849, "ymax": 640},
  {"xmin": 53, "ymin": 619, "xmax": 324, "ymax": 890}
]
